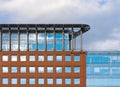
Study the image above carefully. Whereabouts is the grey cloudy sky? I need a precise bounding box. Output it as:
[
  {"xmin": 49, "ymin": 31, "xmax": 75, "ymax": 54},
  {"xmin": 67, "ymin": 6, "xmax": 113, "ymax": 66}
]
[{"xmin": 0, "ymin": 0, "xmax": 120, "ymax": 51}]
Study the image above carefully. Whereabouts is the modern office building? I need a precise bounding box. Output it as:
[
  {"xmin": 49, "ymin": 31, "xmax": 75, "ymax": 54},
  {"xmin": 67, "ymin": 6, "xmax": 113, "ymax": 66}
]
[
  {"xmin": 86, "ymin": 51, "xmax": 120, "ymax": 87},
  {"xmin": 0, "ymin": 24, "xmax": 90, "ymax": 87}
]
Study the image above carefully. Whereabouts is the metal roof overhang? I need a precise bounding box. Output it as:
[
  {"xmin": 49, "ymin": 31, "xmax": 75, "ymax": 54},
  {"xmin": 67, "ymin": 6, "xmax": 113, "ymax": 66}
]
[{"xmin": 0, "ymin": 24, "xmax": 90, "ymax": 38}]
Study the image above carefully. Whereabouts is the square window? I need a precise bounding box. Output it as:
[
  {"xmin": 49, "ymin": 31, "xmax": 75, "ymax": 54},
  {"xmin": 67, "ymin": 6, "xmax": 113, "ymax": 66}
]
[
  {"xmin": 47, "ymin": 55, "xmax": 53, "ymax": 61},
  {"xmin": 2, "ymin": 67, "xmax": 8, "ymax": 73},
  {"xmin": 11, "ymin": 67, "xmax": 17, "ymax": 73},
  {"xmin": 47, "ymin": 67, "xmax": 53, "ymax": 73},
  {"xmin": 65, "ymin": 55, "xmax": 71, "ymax": 62},
  {"xmin": 65, "ymin": 78, "xmax": 71, "ymax": 84},
  {"xmin": 56, "ymin": 55, "xmax": 62, "ymax": 62},
  {"xmin": 20, "ymin": 55, "xmax": 26, "ymax": 61},
  {"xmin": 47, "ymin": 78, "xmax": 53, "ymax": 84},
  {"xmin": 20, "ymin": 67, "xmax": 26, "ymax": 73},
  {"xmin": 20, "ymin": 78, "xmax": 26, "ymax": 84},
  {"xmin": 2, "ymin": 78, "xmax": 8, "ymax": 84},
  {"xmin": 38, "ymin": 55, "xmax": 44, "ymax": 61},
  {"xmin": 38, "ymin": 67, "xmax": 44, "ymax": 73},
  {"xmin": 38, "ymin": 78, "xmax": 44, "ymax": 84},
  {"xmin": 74, "ymin": 78, "xmax": 80, "ymax": 84},
  {"xmin": 29, "ymin": 67, "xmax": 35, "ymax": 73},
  {"xmin": 29, "ymin": 78, "xmax": 35, "ymax": 84},
  {"xmin": 74, "ymin": 55, "xmax": 80, "ymax": 61},
  {"xmin": 11, "ymin": 78, "xmax": 17, "ymax": 84},
  {"xmin": 65, "ymin": 67, "xmax": 71, "ymax": 73},
  {"xmin": 56, "ymin": 78, "xmax": 62, "ymax": 84},
  {"xmin": 56, "ymin": 67, "xmax": 62, "ymax": 73},
  {"xmin": 74, "ymin": 67, "xmax": 80, "ymax": 73},
  {"xmin": 11, "ymin": 55, "xmax": 17, "ymax": 61},
  {"xmin": 2, "ymin": 55, "xmax": 8, "ymax": 61},
  {"xmin": 29, "ymin": 55, "xmax": 35, "ymax": 61}
]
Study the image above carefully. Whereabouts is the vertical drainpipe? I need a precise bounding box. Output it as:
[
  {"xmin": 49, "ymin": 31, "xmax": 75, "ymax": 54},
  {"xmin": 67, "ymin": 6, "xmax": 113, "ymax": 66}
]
[
  {"xmin": 62, "ymin": 27, "xmax": 64, "ymax": 51},
  {"xmin": 80, "ymin": 30, "xmax": 83, "ymax": 51}
]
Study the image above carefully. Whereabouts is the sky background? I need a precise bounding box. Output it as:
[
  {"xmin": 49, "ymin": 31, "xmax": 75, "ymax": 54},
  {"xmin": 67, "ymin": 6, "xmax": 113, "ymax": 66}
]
[{"xmin": 0, "ymin": 0, "xmax": 120, "ymax": 51}]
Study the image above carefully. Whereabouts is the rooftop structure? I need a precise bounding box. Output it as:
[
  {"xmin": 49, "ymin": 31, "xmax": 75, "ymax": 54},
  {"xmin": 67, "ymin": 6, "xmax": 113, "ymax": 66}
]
[{"xmin": 0, "ymin": 24, "xmax": 90, "ymax": 87}]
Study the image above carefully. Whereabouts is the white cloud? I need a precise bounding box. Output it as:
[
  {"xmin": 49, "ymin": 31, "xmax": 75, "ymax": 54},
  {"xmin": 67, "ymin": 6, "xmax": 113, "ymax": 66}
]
[
  {"xmin": 87, "ymin": 39, "xmax": 120, "ymax": 51},
  {"xmin": 0, "ymin": 0, "xmax": 116, "ymax": 22},
  {"xmin": 0, "ymin": 0, "xmax": 120, "ymax": 51}
]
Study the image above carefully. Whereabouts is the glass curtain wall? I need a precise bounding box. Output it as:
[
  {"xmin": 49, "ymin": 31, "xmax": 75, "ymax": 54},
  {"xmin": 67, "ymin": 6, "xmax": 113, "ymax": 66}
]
[
  {"xmin": 64, "ymin": 33, "xmax": 69, "ymax": 51},
  {"xmin": 56, "ymin": 33, "xmax": 62, "ymax": 51},
  {"xmin": 47, "ymin": 33, "xmax": 54, "ymax": 51},
  {"xmin": 38, "ymin": 33, "xmax": 45, "ymax": 51},
  {"xmin": 20, "ymin": 33, "xmax": 27, "ymax": 51},
  {"xmin": 29, "ymin": 33, "xmax": 36, "ymax": 51},
  {"xmin": 87, "ymin": 51, "xmax": 120, "ymax": 87},
  {"xmin": 1, "ymin": 30, "xmax": 71, "ymax": 51},
  {"xmin": 2, "ymin": 33, "xmax": 9, "ymax": 51},
  {"xmin": 11, "ymin": 33, "xmax": 18, "ymax": 51}
]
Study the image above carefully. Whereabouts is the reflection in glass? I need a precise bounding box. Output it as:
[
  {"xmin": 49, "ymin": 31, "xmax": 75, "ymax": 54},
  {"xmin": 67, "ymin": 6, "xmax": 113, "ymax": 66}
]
[
  {"xmin": 38, "ymin": 33, "xmax": 45, "ymax": 51},
  {"xmin": 11, "ymin": 78, "xmax": 17, "ymax": 84},
  {"xmin": 2, "ymin": 33, "xmax": 9, "ymax": 51},
  {"xmin": 20, "ymin": 33, "xmax": 27, "ymax": 51},
  {"xmin": 47, "ymin": 33, "xmax": 54, "ymax": 51},
  {"xmin": 11, "ymin": 33, "xmax": 18, "ymax": 51},
  {"xmin": 20, "ymin": 78, "xmax": 26, "ymax": 84},
  {"xmin": 29, "ymin": 33, "xmax": 36, "ymax": 51},
  {"xmin": 56, "ymin": 33, "xmax": 62, "ymax": 51},
  {"xmin": 2, "ymin": 78, "xmax": 8, "ymax": 84},
  {"xmin": 38, "ymin": 78, "xmax": 44, "ymax": 84},
  {"xmin": 64, "ymin": 33, "xmax": 69, "ymax": 51}
]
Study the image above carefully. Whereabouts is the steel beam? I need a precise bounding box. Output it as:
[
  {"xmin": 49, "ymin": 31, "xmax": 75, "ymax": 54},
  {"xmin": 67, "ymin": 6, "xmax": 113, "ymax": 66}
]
[
  {"xmin": 9, "ymin": 29, "xmax": 11, "ymax": 51},
  {"xmin": 45, "ymin": 29, "xmax": 47, "ymax": 51},
  {"xmin": 27, "ymin": 30, "xmax": 29, "ymax": 51},
  {"xmin": 62, "ymin": 29, "xmax": 64, "ymax": 51},
  {"xmin": 18, "ymin": 29, "xmax": 20, "ymax": 51},
  {"xmin": 80, "ymin": 30, "xmax": 83, "ymax": 51},
  {"xmin": 36, "ymin": 29, "xmax": 38, "ymax": 51}
]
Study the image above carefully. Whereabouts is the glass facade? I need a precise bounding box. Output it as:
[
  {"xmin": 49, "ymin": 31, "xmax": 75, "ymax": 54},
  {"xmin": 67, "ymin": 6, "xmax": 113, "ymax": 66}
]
[
  {"xmin": 87, "ymin": 51, "xmax": 120, "ymax": 87},
  {"xmin": 0, "ymin": 32, "xmax": 71, "ymax": 51}
]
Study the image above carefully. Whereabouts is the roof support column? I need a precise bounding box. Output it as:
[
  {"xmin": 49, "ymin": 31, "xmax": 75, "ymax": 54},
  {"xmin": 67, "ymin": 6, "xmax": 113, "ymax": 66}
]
[
  {"xmin": 45, "ymin": 29, "xmax": 47, "ymax": 51},
  {"xmin": 36, "ymin": 29, "xmax": 38, "ymax": 51},
  {"xmin": 62, "ymin": 29, "xmax": 64, "ymax": 51},
  {"xmin": 18, "ymin": 29, "xmax": 20, "ymax": 51},
  {"xmin": 27, "ymin": 30, "xmax": 29, "ymax": 51},
  {"xmin": 74, "ymin": 36, "xmax": 76, "ymax": 51},
  {"xmin": 54, "ymin": 29, "xmax": 56, "ymax": 51},
  {"xmin": 69, "ymin": 34, "xmax": 71, "ymax": 51},
  {"xmin": 80, "ymin": 30, "xmax": 83, "ymax": 51},
  {"xmin": 9, "ymin": 29, "xmax": 11, "ymax": 51},
  {"xmin": 72, "ymin": 28, "xmax": 74, "ymax": 51}
]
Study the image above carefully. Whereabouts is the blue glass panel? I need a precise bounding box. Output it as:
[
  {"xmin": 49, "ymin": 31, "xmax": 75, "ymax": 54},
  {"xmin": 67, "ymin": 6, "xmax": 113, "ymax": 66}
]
[
  {"xmin": 47, "ymin": 33, "xmax": 54, "ymax": 51},
  {"xmin": 2, "ymin": 33, "xmax": 9, "ymax": 51},
  {"xmin": 38, "ymin": 33, "xmax": 45, "ymax": 51},
  {"xmin": 64, "ymin": 34, "xmax": 69, "ymax": 51},
  {"xmin": 29, "ymin": 33, "xmax": 36, "ymax": 51},
  {"xmin": 56, "ymin": 33, "xmax": 62, "ymax": 51}
]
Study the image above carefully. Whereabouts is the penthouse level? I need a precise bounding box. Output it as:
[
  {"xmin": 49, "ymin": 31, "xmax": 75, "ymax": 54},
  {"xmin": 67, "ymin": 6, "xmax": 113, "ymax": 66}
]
[{"xmin": 0, "ymin": 24, "xmax": 90, "ymax": 51}]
